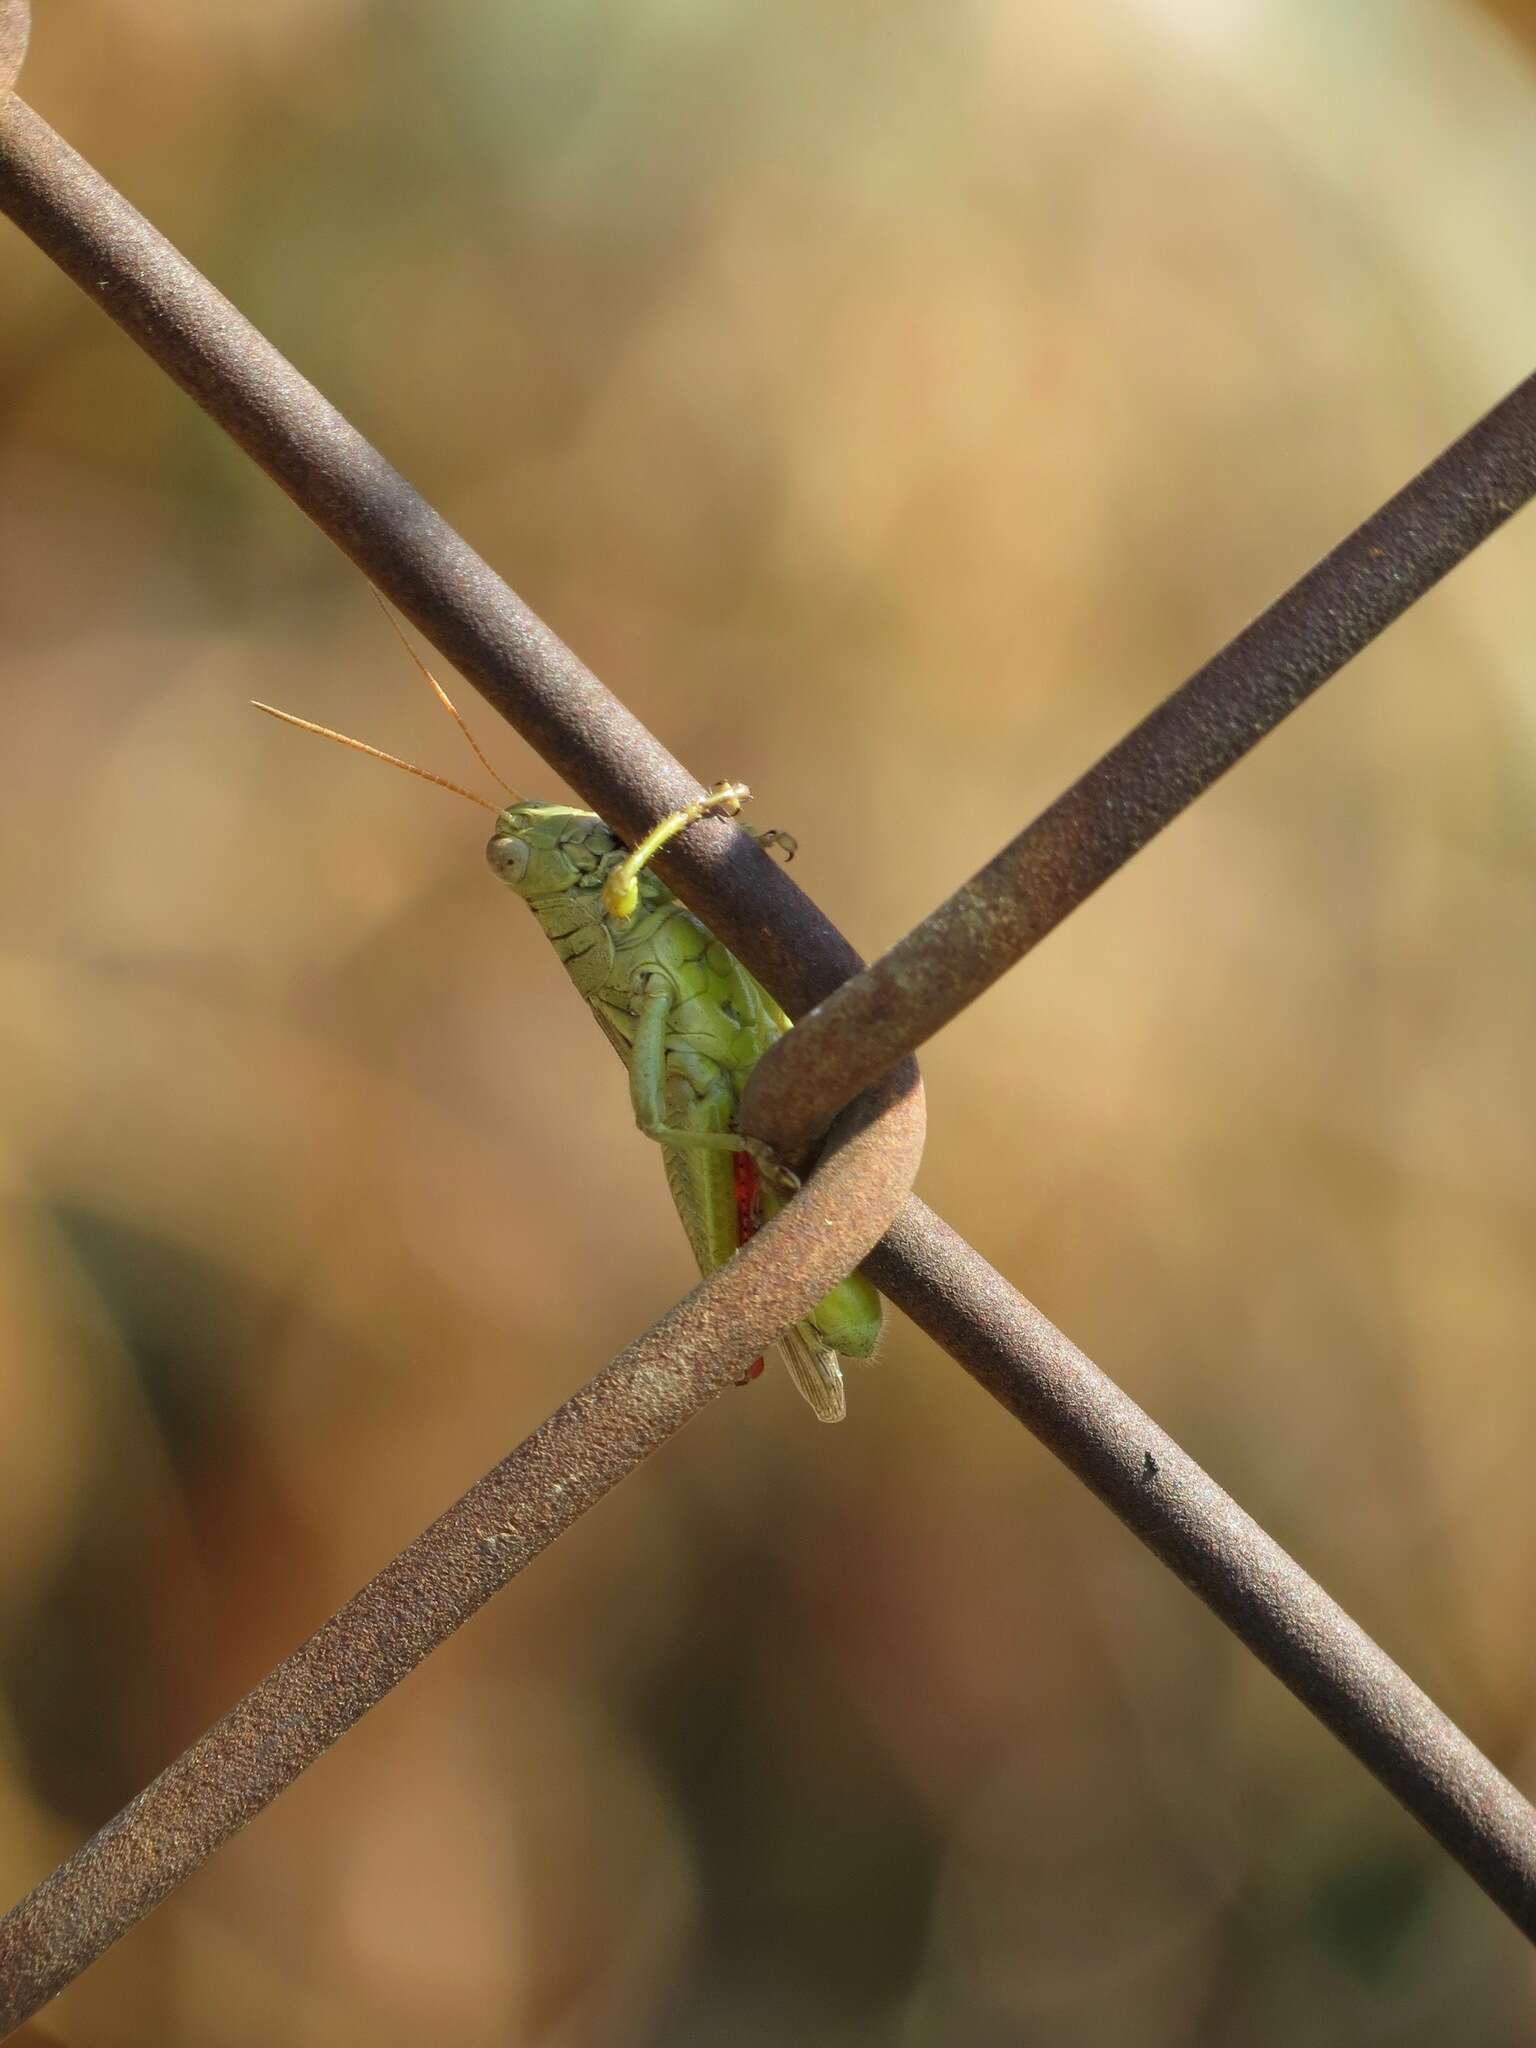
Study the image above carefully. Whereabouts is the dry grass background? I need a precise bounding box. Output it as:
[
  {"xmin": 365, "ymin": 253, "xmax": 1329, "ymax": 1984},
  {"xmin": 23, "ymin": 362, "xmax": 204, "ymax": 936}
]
[{"xmin": 3, "ymin": 2, "xmax": 1536, "ymax": 2042}]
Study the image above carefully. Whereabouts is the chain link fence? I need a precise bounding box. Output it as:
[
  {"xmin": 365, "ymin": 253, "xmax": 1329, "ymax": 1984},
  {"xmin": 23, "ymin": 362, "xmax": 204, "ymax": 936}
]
[{"xmin": 2, "ymin": 3, "xmax": 1534, "ymax": 2034}]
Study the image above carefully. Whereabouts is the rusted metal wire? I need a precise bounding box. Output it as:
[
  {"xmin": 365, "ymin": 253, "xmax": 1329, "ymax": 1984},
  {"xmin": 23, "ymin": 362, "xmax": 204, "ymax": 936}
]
[
  {"xmin": 741, "ymin": 373, "xmax": 1536, "ymax": 1149},
  {"xmin": 865, "ymin": 1202, "xmax": 1536, "ymax": 1929},
  {"xmin": 0, "ymin": 91, "xmax": 855, "ymax": 1025},
  {"xmin": 0, "ymin": 1069, "xmax": 925, "ymax": 2033},
  {"xmin": 2, "ymin": 73, "xmax": 1535, "ymax": 2022}
]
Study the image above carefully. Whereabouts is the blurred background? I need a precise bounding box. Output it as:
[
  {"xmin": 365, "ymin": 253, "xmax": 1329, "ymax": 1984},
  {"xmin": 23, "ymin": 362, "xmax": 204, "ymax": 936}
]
[{"xmin": 3, "ymin": 1, "xmax": 1536, "ymax": 2041}]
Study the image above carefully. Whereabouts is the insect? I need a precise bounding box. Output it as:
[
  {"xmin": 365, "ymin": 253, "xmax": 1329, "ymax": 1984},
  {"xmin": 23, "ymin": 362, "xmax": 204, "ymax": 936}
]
[{"xmin": 255, "ymin": 623, "xmax": 882, "ymax": 1422}]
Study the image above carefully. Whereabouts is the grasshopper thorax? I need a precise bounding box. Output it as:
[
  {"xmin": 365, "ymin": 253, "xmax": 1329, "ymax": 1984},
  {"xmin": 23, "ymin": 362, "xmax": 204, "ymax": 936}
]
[{"xmin": 486, "ymin": 801, "xmax": 621, "ymax": 902}]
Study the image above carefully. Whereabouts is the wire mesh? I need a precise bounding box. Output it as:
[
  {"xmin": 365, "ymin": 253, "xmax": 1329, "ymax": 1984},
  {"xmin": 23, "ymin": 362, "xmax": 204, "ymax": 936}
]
[{"xmin": 1, "ymin": 32, "xmax": 1534, "ymax": 2034}]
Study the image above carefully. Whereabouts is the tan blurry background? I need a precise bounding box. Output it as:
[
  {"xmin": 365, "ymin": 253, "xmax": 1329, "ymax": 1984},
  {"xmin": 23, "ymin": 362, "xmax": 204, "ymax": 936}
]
[{"xmin": 3, "ymin": 2, "xmax": 1536, "ymax": 2041}]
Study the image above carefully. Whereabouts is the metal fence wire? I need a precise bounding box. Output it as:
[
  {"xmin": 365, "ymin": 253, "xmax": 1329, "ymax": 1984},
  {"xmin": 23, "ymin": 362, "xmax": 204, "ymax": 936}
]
[{"xmin": 2, "ymin": 13, "xmax": 1535, "ymax": 2032}]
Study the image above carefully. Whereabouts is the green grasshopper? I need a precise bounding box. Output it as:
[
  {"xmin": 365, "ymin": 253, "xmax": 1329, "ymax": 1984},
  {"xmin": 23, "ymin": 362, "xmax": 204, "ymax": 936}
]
[{"xmin": 256, "ymin": 637, "xmax": 881, "ymax": 1422}]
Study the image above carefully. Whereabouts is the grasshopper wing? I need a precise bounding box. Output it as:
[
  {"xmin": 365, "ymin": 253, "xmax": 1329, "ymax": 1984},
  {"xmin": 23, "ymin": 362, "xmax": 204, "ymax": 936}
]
[{"xmin": 775, "ymin": 1323, "xmax": 847, "ymax": 1424}]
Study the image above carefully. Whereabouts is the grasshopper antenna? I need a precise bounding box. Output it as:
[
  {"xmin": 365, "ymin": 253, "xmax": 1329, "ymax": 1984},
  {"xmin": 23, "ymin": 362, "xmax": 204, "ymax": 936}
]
[
  {"xmin": 369, "ymin": 589, "xmax": 521, "ymax": 799},
  {"xmin": 251, "ymin": 702, "xmax": 499, "ymax": 813}
]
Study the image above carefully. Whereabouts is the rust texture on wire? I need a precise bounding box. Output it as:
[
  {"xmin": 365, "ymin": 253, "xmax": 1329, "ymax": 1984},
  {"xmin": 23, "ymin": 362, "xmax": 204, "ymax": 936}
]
[
  {"xmin": 865, "ymin": 1204, "xmax": 1536, "ymax": 1927},
  {"xmin": 1, "ymin": 70, "xmax": 1535, "ymax": 2026},
  {"xmin": 741, "ymin": 372, "xmax": 1536, "ymax": 1149},
  {"xmin": 0, "ymin": 90, "xmax": 853, "ymax": 1025},
  {"xmin": 0, "ymin": 1070, "xmax": 925, "ymax": 2032}
]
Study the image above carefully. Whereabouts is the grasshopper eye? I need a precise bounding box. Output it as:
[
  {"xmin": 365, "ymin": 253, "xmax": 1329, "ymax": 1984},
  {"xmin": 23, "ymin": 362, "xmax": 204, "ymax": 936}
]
[{"xmin": 487, "ymin": 834, "xmax": 529, "ymax": 885}]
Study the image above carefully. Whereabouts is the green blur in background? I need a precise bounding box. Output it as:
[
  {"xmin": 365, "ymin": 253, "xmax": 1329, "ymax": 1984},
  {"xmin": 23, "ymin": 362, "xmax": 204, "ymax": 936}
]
[{"xmin": 3, "ymin": 2, "xmax": 1536, "ymax": 2041}]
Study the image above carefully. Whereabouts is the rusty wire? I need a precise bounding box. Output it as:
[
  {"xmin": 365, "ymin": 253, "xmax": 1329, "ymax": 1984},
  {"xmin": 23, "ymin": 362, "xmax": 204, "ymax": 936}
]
[
  {"xmin": 741, "ymin": 374, "xmax": 1536, "ymax": 1149},
  {"xmin": 2, "ymin": 47, "xmax": 1536, "ymax": 2030},
  {"xmin": 864, "ymin": 1203, "xmax": 1536, "ymax": 1925},
  {"xmin": 0, "ymin": 88, "xmax": 853, "ymax": 1026},
  {"xmin": 0, "ymin": 1069, "xmax": 924, "ymax": 2032}
]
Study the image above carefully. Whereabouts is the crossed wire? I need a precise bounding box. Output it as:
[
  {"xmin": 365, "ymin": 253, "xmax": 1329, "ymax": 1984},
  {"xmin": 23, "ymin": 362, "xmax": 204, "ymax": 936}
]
[{"xmin": 1, "ymin": 47, "xmax": 1534, "ymax": 2034}]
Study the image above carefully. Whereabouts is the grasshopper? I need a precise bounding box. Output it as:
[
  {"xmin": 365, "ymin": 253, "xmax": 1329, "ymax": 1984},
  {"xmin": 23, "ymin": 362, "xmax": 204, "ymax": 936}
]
[{"xmin": 256, "ymin": 631, "xmax": 882, "ymax": 1422}]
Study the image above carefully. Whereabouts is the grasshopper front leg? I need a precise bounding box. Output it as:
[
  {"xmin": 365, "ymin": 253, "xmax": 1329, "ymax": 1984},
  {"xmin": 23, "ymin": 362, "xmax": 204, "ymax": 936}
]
[
  {"xmin": 602, "ymin": 782, "xmax": 750, "ymax": 922},
  {"xmin": 629, "ymin": 974, "xmax": 791, "ymax": 1184}
]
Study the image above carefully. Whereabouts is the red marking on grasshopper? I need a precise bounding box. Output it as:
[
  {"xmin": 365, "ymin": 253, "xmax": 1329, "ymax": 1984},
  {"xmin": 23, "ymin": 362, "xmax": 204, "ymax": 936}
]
[{"xmin": 732, "ymin": 1150, "xmax": 766, "ymax": 1384}]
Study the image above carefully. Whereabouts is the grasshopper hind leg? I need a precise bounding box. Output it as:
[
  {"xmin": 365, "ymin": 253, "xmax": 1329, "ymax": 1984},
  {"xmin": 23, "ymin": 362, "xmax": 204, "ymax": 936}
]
[{"xmin": 776, "ymin": 1324, "xmax": 847, "ymax": 1425}]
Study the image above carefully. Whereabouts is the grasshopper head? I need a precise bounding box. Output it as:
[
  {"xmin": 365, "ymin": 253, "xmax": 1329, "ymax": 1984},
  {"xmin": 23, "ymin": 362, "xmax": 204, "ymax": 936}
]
[{"xmin": 486, "ymin": 801, "xmax": 621, "ymax": 901}]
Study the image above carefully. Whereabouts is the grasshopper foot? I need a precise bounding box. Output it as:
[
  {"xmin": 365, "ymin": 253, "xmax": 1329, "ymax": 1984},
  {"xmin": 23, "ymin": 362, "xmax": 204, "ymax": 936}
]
[
  {"xmin": 753, "ymin": 827, "xmax": 798, "ymax": 863},
  {"xmin": 738, "ymin": 1133, "xmax": 800, "ymax": 1194}
]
